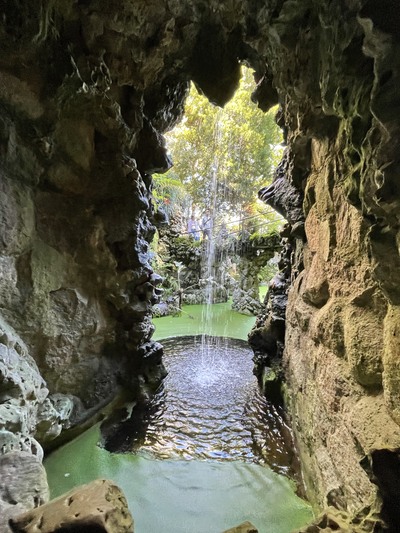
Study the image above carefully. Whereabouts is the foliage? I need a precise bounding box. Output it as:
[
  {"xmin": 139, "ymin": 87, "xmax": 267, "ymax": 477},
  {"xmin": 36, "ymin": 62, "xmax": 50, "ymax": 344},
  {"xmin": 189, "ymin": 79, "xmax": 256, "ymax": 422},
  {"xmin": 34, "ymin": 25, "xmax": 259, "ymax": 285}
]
[
  {"xmin": 172, "ymin": 236, "xmax": 202, "ymax": 248},
  {"xmin": 159, "ymin": 66, "xmax": 283, "ymax": 216},
  {"xmin": 150, "ymin": 234, "xmax": 203, "ymax": 297},
  {"xmin": 249, "ymin": 228, "xmax": 280, "ymax": 241},
  {"xmin": 151, "ymin": 67, "xmax": 285, "ymax": 307},
  {"xmin": 258, "ymin": 260, "xmax": 279, "ymax": 285},
  {"xmin": 168, "ymin": 237, "xmax": 203, "ymax": 268},
  {"xmin": 152, "ymin": 174, "xmax": 191, "ymax": 220}
]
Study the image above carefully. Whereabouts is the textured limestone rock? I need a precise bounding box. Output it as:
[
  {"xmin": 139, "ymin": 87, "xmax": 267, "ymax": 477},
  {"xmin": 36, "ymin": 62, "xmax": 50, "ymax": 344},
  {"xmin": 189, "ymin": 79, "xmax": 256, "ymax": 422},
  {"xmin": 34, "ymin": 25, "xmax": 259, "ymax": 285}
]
[
  {"xmin": 279, "ymin": 125, "xmax": 400, "ymax": 524},
  {"xmin": 0, "ymin": 322, "xmax": 65, "ymax": 530},
  {"xmin": 10, "ymin": 479, "xmax": 133, "ymax": 533},
  {"xmin": 295, "ymin": 506, "xmax": 381, "ymax": 533},
  {"xmin": 0, "ymin": 319, "xmax": 69, "ymax": 451},
  {"xmin": 250, "ymin": 2, "xmax": 400, "ymax": 526},
  {"xmin": 222, "ymin": 521, "xmax": 258, "ymax": 533},
  {"xmin": 0, "ymin": 452, "xmax": 49, "ymax": 528}
]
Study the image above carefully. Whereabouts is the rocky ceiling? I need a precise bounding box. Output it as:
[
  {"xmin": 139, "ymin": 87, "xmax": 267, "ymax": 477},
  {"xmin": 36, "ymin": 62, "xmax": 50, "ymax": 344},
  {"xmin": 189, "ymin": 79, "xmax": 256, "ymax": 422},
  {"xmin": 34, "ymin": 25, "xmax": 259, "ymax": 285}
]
[{"xmin": 1, "ymin": 0, "xmax": 400, "ymax": 529}]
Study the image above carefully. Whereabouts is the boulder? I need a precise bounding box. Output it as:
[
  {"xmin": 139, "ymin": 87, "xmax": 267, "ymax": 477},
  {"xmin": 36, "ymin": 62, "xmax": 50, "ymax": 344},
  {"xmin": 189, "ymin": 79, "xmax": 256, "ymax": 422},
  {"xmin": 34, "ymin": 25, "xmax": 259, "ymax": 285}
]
[{"xmin": 10, "ymin": 479, "xmax": 133, "ymax": 533}]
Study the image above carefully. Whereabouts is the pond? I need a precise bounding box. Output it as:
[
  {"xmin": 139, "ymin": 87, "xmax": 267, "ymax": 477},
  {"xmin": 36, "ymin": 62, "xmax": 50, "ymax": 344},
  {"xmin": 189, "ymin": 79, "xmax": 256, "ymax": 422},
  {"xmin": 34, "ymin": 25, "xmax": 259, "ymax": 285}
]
[
  {"xmin": 102, "ymin": 336, "xmax": 298, "ymax": 475},
  {"xmin": 45, "ymin": 301, "xmax": 313, "ymax": 533},
  {"xmin": 151, "ymin": 300, "xmax": 258, "ymax": 340}
]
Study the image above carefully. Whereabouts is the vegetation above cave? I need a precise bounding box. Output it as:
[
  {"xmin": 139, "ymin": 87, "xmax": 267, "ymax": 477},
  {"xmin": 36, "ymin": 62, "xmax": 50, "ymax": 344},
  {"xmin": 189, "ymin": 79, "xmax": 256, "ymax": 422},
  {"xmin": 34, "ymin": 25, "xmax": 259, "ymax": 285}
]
[
  {"xmin": 153, "ymin": 66, "xmax": 283, "ymax": 230},
  {"xmin": 150, "ymin": 68, "xmax": 284, "ymax": 314}
]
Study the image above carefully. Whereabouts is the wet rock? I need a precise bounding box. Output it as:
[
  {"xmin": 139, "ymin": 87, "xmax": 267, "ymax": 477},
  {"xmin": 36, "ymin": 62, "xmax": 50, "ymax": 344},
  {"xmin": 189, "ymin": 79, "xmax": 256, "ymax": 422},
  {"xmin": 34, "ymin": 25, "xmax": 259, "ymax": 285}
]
[
  {"xmin": 222, "ymin": 521, "xmax": 258, "ymax": 533},
  {"xmin": 10, "ymin": 479, "xmax": 133, "ymax": 533}
]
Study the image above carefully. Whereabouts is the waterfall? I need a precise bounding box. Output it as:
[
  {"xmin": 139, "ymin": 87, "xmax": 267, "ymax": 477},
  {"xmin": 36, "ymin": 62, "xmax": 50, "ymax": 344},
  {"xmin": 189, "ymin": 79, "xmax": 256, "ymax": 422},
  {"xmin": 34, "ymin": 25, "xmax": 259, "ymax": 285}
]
[{"xmin": 200, "ymin": 109, "xmax": 225, "ymax": 361}]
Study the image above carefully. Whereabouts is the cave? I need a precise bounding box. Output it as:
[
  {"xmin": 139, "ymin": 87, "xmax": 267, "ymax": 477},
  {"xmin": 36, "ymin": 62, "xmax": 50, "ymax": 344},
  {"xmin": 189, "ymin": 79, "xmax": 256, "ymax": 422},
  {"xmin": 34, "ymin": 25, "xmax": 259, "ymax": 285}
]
[{"xmin": 1, "ymin": 0, "xmax": 400, "ymax": 531}]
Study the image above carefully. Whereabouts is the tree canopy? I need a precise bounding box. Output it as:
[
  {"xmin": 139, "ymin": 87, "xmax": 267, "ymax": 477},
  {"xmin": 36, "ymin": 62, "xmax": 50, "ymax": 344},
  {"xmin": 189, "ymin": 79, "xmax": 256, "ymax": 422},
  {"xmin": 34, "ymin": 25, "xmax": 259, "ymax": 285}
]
[{"xmin": 155, "ymin": 67, "xmax": 283, "ymax": 217}]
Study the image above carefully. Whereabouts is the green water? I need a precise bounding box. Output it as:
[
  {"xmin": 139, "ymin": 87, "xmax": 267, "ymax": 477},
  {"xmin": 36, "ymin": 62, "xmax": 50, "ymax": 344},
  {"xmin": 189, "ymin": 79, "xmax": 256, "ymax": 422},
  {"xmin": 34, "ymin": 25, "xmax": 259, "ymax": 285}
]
[
  {"xmin": 45, "ymin": 298, "xmax": 313, "ymax": 532},
  {"xmin": 45, "ymin": 424, "xmax": 313, "ymax": 533},
  {"xmin": 153, "ymin": 301, "xmax": 257, "ymax": 341}
]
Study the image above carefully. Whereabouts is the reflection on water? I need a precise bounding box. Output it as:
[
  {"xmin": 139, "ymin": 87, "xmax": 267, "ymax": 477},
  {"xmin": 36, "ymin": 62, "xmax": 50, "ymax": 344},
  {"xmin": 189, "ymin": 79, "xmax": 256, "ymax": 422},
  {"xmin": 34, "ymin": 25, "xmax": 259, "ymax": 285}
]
[{"xmin": 101, "ymin": 335, "xmax": 300, "ymax": 482}]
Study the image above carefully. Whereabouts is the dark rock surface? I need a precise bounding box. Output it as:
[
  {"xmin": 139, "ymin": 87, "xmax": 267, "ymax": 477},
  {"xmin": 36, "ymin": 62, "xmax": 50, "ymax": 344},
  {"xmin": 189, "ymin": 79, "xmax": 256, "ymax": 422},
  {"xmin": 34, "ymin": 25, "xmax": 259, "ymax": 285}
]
[
  {"xmin": 249, "ymin": 234, "xmax": 292, "ymax": 397},
  {"xmin": 0, "ymin": 0, "xmax": 399, "ymax": 531}
]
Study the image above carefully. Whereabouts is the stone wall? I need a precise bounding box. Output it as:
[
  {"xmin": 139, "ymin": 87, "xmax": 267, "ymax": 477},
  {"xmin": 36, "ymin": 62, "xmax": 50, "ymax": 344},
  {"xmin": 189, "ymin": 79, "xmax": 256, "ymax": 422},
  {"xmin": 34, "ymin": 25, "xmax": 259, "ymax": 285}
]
[{"xmin": 0, "ymin": 0, "xmax": 399, "ymax": 528}]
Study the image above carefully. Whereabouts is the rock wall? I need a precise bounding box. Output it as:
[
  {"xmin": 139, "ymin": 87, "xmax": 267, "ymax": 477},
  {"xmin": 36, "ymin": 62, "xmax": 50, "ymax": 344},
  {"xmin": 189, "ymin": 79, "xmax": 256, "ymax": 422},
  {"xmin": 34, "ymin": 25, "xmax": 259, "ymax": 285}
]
[
  {"xmin": 0, "ymin": 0, "xmax": 400, "ymax": 528},
  {"xmin": 255, "ymin": 2, "xmax": 400, "ymax": 527},
  {"xmin": 249, "ymin": 1, "xmax": 400, "ymax": 528},
  {"xmin": 232, "ymin": 234, "xmax": 280, "ymax": 315}
]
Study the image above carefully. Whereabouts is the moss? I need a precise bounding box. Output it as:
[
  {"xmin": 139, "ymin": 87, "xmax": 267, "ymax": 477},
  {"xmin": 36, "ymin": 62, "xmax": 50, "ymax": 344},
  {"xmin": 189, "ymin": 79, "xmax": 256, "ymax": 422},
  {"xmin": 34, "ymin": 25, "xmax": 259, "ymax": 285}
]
[
  {"xmin": 173, "ymin": 236, "xmax": 202, "ymax": 248},
  {"xmin": 261, "ymin": 365, "xmax": 284, "ymax": 403}
]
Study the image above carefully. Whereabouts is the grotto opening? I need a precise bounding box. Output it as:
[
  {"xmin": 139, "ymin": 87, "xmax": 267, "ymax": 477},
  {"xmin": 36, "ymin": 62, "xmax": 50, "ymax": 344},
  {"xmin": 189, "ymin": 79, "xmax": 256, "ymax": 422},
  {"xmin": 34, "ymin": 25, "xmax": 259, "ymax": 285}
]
[{"xmin": 1, "ymin": 0, "xmax": 400, "ymax": 531}]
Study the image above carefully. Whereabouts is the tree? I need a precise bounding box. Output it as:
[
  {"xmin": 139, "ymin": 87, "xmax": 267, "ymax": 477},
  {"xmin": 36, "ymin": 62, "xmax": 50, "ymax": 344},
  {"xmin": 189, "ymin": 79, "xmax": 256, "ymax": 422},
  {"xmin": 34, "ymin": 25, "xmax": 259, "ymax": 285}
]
[
  {"xmin": 152, "ymin": 174, "xmax": 191, "ymax": 220},
  {"xmin": 159, "ymin": 66, "xmax": 283, "ymax": 220}
]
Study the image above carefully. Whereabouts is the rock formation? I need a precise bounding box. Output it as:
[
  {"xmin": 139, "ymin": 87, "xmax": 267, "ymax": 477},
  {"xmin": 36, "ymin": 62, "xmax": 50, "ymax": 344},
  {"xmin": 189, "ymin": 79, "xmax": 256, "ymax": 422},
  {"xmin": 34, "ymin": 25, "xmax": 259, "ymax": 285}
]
[
  {"xmin": 154, "ymin": 229, "xmax": 279, "ymax": 313},
  {"xmin": 250, "ymin": 3, "xmax": 400, "ymax": 529},
  {"xmin": 223, "ymin": 522, "xmax": 258, "ymax": 533},
  {"xmin": 10, "ymin": 479, "xmax": 133, "ymax": 532},
  {"xmin": 232, "ymin": 233, "xmax": 280, "ymax": 315},
  {"xmin": 0, "ymin": 0, "xmax": 399, "ymax": 530}
]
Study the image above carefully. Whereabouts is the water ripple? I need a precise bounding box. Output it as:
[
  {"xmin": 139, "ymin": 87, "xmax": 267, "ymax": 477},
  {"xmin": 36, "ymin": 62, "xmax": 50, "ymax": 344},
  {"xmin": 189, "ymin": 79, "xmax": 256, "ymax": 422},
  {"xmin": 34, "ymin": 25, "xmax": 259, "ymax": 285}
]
[{"xmin": 102, "ymin": 335, "xmax": 300, "ymax": 479}]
